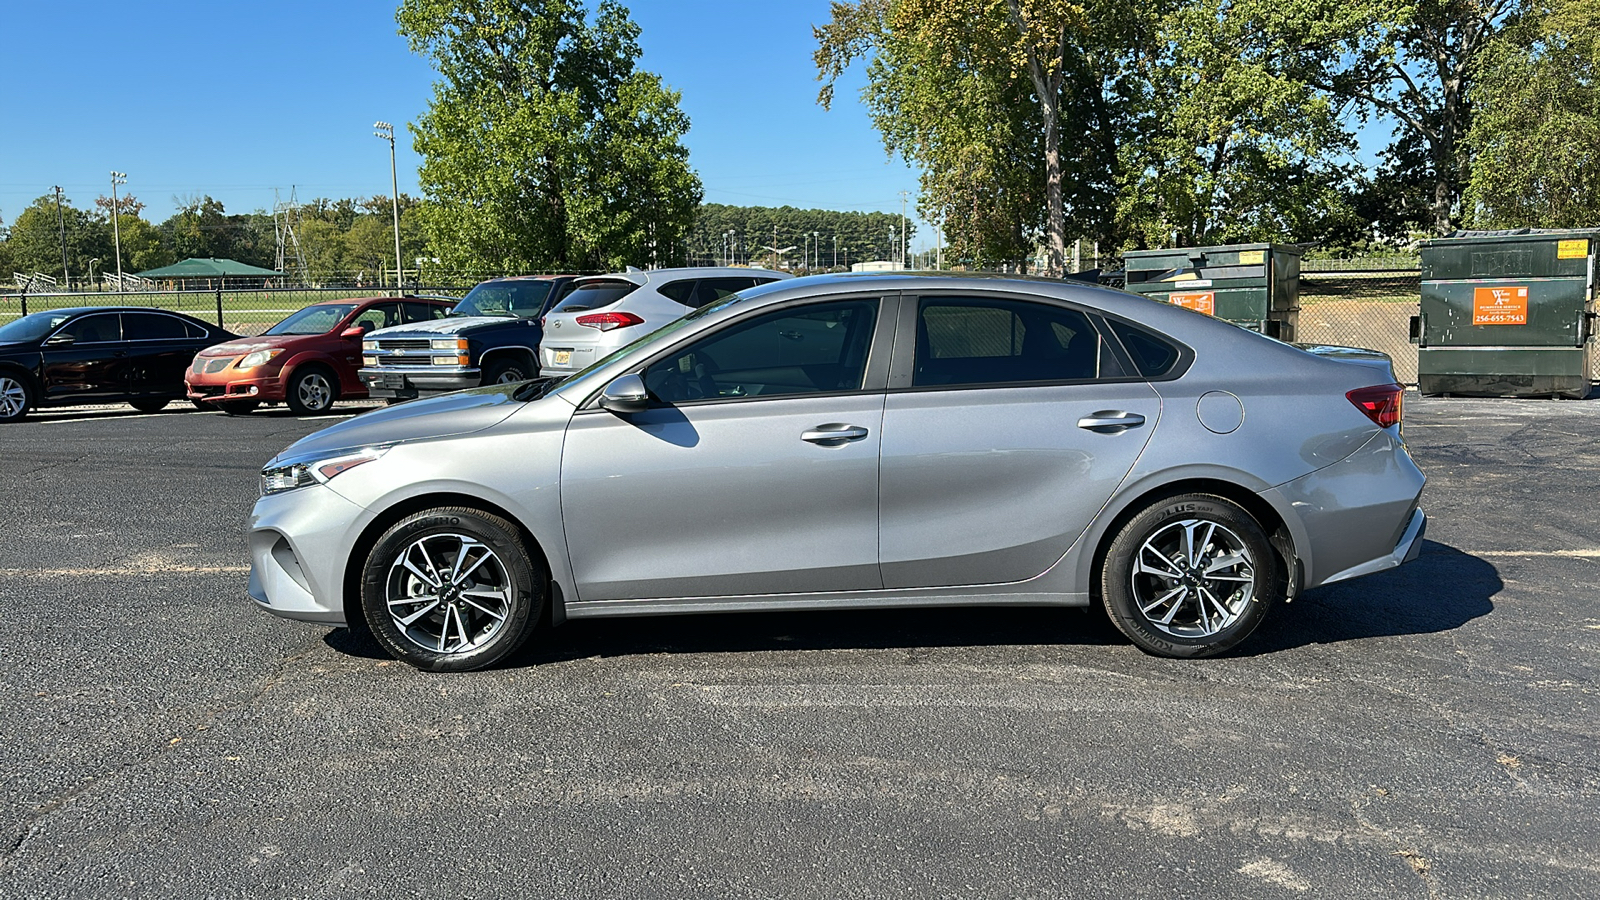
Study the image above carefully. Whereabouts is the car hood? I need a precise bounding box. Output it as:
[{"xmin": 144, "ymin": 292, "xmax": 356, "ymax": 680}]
[
  {"xmin": 366, "ymin": 316, "xmax": 522, "ymax": 338},
  {"xmin": 267, "ymin": 383, "xmax": 527, "ymax": 466},
  {"xmin": 199, "ymin": 334, "xmax": 310, "ymax": 357}
]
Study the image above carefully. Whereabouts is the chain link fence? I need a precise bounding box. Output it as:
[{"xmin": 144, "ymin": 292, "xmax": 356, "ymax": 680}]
[
  {"xmin": 1296, "ymin": 269, "xmax": 1421, "ymax": 385},
  {"xmin": 0, "ymin": 287, "xmax": 470, "ymax": 336}
]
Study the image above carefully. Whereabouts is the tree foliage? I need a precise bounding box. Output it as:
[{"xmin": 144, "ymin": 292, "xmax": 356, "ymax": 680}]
[
  {"xmin": 399, "ymin": 0, "xmax": 703, "ymax": 272},
  {"xmin": 1463, "ymin": 0, "xmax": 1600, "ymax": 228}
]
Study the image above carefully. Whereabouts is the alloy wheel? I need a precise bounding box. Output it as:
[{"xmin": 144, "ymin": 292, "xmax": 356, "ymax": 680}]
[
  {"xmin": 297, "ymin": 372, "xmax": 333, "ymax": 411},
  {"xmin": 1129, "ymin": 518, "xmax": 1256, "ymax": 638},
  {"xmin": 0, "ymin": 376, "xmax": 26, "ymax": 419},
  {"xmin": 384, "ymin": 533, "xmax": 513, "ymax": 654}
]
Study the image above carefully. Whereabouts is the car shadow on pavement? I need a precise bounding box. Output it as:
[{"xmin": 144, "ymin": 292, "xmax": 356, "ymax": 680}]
[
  {"xmin": 321, "ymin": 539, "xmax": 1498, "ymax": 667},
  {"xmin": 1241, "ymin": 540, "xmax": 1499, "ymax": 655}
]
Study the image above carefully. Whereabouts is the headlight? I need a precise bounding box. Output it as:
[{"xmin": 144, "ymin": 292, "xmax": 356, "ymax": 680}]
[
  {"xmin": 363, "ymin": 356, "xmax": 378, "ymax": 367},
  {"xmin": 431, "ymin": 338, "xmax": 469, "ymax": 351},
  {"xmin": 260, "ymin": 448, "xmax": 388, "ymax": 496},
  {"xmin": 363, "ymin": 340, "xmax": 379, "ymax": 352},
  {"xmin": 237, "ymin": 348, "xmax": 284, "ymax": 370}
]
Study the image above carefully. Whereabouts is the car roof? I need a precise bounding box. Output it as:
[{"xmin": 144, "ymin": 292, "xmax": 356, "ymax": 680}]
[
  {"xmin": 29, "ymin": 306, "xmax": 213, "ymax": 319},
  {"xmin": 569, "ymin": 267, "xmax": 789, "ymax": 287}
]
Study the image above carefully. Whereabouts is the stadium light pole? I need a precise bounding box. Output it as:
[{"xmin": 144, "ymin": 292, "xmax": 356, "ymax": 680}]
[
  {"xmin": 373, "ymin": 122, "xmax": 403, "ymax": 294},
  {"xmin": 52, "ymin": 186, "xmax": 70, "ymax": 287},
  {"xmin": 109, "ymin": 172, "xmax": 127, "ymax": 290}
]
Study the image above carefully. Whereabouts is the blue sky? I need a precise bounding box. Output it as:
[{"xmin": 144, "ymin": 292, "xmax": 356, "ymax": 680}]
[{"xmin": 0, "ymin": 1, "xmax": 930, "ymax": 246}]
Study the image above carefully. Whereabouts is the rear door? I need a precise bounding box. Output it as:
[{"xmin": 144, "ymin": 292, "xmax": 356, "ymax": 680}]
[
  {"xmin": 877, "ymin": 294, "xmax": 1161, "ymax": 588},
  {"xmin": 561, "ymin": 295, "xmax": 894, "ymax": 601},
  {"xmin": 41, "ymin": 312, "xmax": 130, "ymax": 401},
  {"xmin": 122, "ymin": 312, "xmax": 207, "ymax": 397}
]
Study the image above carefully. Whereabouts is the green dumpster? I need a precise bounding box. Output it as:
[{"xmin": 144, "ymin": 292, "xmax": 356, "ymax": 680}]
[
  {"xmin": 1121, "ymin": 243, "xmax": 1301, "ymax": 341},
  {"xmin": 1413, "ymin": 229, "xmax": 1597, "ymax": 398}
]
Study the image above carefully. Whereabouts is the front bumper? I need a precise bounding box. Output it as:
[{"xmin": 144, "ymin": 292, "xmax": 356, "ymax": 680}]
[
  {"xmin": 358, "ymin": 366, "xmax": 480, "ymax": 399},
  {"xmin": 186, "ymin": 371, "xmax": 285, "ymax": 403},
  {"xmin": 248, "ymin": 483, "xmax": 374, "ymax": 625}
]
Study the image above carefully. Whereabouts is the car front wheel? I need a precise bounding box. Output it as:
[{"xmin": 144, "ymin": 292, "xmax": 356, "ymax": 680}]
[
  {"xmin": 286, "ymin": 366, "xmax": 337, "ymax": 415},
  {"xmin": 360, "ymin": 507, "xmax": 542, "ymax": 672},
  {"xmin": 0, "ymin": 374, "xmax": 33, "ymax": 423},
  {"xmin": 1100, "ymin": 493, "xmax": 1281, "ymax": 659},
  {"xmin": 483, "ymin": 359, "xmax": 530, "ymax": 386}
]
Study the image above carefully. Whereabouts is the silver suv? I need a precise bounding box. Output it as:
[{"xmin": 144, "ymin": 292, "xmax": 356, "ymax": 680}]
[{"xmin": 538, "ymin": 267, "xmax": 789, "ymax": 376}]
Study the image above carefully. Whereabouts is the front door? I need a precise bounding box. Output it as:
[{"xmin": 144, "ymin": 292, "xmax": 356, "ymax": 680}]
[
  {"xmin": 41, "ymin": 312, "xmax": 130, "ymax": 401},
  {"xmin": 561, "ymin": 298, "xmax": 887, "ymax": 601},
  {"xmin": 878, "ymin": 295, "xmax": 1161, "ymax": 589}
]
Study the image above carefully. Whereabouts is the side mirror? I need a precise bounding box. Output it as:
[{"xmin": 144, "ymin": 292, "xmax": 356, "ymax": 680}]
[
  {"xmin": 45, "ymin": 333, "xmax": 75, "ymax": 346},
  {"xmin": 599, "ymin": 373, "xmax": 649, "ymax": 415},
  {"xmin": 341, "ymin": 325, "xmax": 369, "ymax": 339}
]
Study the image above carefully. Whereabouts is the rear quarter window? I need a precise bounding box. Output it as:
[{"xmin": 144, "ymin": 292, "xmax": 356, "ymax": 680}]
[{"xmin": 1109, "ymin": 320, "xmax": 1181, "ymax": 377}]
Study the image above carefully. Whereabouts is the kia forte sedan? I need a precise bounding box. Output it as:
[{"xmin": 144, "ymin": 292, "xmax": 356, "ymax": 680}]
[{"xmin": 248, "ymin": 273, "xmax": 1425, "ymax": 671}]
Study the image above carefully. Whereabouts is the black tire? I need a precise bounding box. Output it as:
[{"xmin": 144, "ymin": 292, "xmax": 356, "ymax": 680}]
[
  {"xmin": 129, "ymin": 398, "xmax": 170, "ymax": 414},
  {"xmin": 384, "ymin": 398, "xmax": 410, "ymax": 406},
  {"xmin": 1100, "ymin": 493, "xmax": 1282, "ymax": 659},
  {"xmin": 0, "ymin": 372, "xmax": 33, "ymax": 423},
  {"xmin": 285, "ymin": 365, "xmax": 338, "ymax": 415},
  {"xmin": 190, "ymin": 398, "xmax": 214, "ymax": 411},
  {"xmin": 360, "ymin": 506, "xmax": 542, "ymax": 672},
  {"xmin": 217, "ymin": 400, "xmax": 260, "ymax": 416},
  {"xmin": 482, "ymin": 358, "xmax": 531, "ymax": 386}
]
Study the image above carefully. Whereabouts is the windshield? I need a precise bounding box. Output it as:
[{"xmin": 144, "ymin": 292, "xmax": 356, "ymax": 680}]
[
  {"xmin": 555, "ymin": 293, "xmax": 748, "ymax": 396},
  {"xmin": 264, "ymin": 303, "xmax": 359, "ymax": 336},
  {"xmin": 450, "ymin": 282, "xmax": 552, "ymax": 319},
  {"xmin": 0, "ymin": 311, "xmax": 75, "ymax": 344}
]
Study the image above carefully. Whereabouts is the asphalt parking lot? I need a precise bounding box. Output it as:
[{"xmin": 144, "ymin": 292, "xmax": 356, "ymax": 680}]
[{"xmin": 1, "ymin": 397, "xmax": 1597, "ymax": 899}]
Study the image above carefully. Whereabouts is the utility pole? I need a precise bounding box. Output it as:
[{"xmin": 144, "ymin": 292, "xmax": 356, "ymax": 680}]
[
  {"xmin": 53, "ymin": 186, "xmax": 69, "ymax": 287},
  {"xmin": 109, "ymin": 172, "xmax": 126, "ymax": 290},
  {"xmin": 773, "ymin": 225, "xmax": 778, "ymax": 270},
  {"xmin": 898, "ymin": 190, "xmax": 908, "ymax": 270},
  {"xmin": 833, "ymin": 234, "xmax": 838, "ymax": 270},
  {"xmin": 373, "ymin": 122, "xmax": 404, "ymax": 294},
  {"xmin": 935, "ymin": 222, "xmax": 942, "ymax": 271}
]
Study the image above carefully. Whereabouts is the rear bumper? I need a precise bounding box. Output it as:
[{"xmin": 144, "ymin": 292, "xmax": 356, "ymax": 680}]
[
  {"xmin": 1261, "ymin": 428, "xmax": 1427, "ymax": 589},
  {"xmin": 358, "ymin": 366, "xmax": 480, "ymax": 399}
]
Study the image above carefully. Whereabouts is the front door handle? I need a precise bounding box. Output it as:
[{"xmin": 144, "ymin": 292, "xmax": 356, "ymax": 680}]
[
  {"xmin": 1077, "ymin": 411, "xmax": 1146, "ymax": 433},
  {"xmin": 802, "ymin": 424, "xmax": 869, "ymax": 444}
]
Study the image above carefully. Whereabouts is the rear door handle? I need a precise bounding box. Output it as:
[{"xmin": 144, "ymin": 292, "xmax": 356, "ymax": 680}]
[
  {"xmin": 802, "ymin": 424, "xmax": 869, "ymax": 444},
  {"xmin": 1077, "ymin": 411, "xmax": 1146, "ymax": 433}
]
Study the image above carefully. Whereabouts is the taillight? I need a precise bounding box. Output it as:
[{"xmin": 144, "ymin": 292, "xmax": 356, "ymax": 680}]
[
  {"xmin": 575, "ymin": 312, "xmax": 645, "ymax": 331},
  {"xmin": 1347, "ymin": 383, "xmax": 1404, "ymax": 429}
]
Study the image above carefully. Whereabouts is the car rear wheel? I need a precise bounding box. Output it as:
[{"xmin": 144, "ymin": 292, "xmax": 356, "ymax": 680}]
[
  {"xmin": 360, "ymin": 507, "xmax": 542, "ymax": 672},
  {"xmin": 129, "ymin": 398, "xmax": 170, "ymax": 413},
  {"xmin": 217, "ymin": 400, "xmax": 259, "ymax": 416},
  {"xmin": 1100, "ymin": 493, "xmax": 1281, "ymax": 658},
  {"xmin": 483, "ymin": 358, "xmax": 530, "ymax": 386},
  {"xmin": 286, "ymin": 366, "xmax": 337, "ymax": 415},
  {"xmin": 0, "ymin": 374, "xmax": 33, "ymax": 423}
]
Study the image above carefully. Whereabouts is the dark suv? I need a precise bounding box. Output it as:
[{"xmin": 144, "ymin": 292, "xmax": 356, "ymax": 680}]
[{"xmin": 358, "ymin": 276, "xmax": 577, "ymax": 401}]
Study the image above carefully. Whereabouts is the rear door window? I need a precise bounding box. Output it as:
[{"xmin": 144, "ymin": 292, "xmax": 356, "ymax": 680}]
[
  {"xmin": 913, "ymin": 298, "xmax": 1105, "ymax": 387},
  {"xmin": 550, "ymin": 280, "xmax": 640, "ymax": 313},
  {"xmin": 688, "ymin": 277, "xmax": 758, "ymax": 309},
  {"xmin": 403, "ymin": 301, "xmax": 450, "ymax": 322},
  {"xmin": 122, "ymin": 313, "xmax": 189, "ymax": 341}
]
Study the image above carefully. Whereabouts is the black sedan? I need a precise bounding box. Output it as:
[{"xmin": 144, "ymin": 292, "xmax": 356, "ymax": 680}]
[{"xmin": 0, "ymin": 307, "xmax": 235, "ymax": 423}]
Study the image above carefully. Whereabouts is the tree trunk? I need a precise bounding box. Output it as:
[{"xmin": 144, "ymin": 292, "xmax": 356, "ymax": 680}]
[
  {"xmin": 1434, "ymin": 73, "xmax": 1463, "ymax": 235},
  {"xmin": 1040, "ymin": 85, "xmax": 1066, "ymax": 277}
]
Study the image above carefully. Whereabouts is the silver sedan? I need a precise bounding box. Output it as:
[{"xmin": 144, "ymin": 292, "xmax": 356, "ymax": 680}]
[{"xmin": 248, "ymin": 273, "xmax": 1426, "ymax": 671}]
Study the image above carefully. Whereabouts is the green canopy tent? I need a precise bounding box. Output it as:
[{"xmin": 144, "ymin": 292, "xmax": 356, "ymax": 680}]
[{"xmin": 135, "ymin": 257, "xmax": 283, "ymax": 290}]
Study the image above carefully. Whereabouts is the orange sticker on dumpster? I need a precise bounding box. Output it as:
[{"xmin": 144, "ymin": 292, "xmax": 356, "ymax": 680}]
[
  {"xmin": 1170, "ymin": 292, "xmax": 1215, "ymax": 315},
  {"xmin": 1472, "ymin": 286, "xmax": 1528, "ymax": 325}
]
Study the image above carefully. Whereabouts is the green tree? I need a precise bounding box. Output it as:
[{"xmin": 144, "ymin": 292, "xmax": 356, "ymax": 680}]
[
  {"xmin": 398, "ymin": 0, "xmax": 703, "ymax": 272},
  {"xmin": 5, "ymin": 194, "xmax": 111, "ymax": 280},
  {"xmin": 161, "ymin": 196, "xmax": 236, "ymax": 261},
  {"xmin": 1463, "ymin": 0, "xmax": 1600, "ymax": 227}
]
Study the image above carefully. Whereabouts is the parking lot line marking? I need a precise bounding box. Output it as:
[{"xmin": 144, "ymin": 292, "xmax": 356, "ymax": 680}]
[
  {"xmin": 0, "ymin": 564, "xmax": 249, "ymax": 577},
  {"xmin": 1477, "ymin": 549, "xmax": 1600, "ymax": 557}
]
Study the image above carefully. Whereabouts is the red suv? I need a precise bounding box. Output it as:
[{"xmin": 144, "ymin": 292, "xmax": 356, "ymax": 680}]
[{"xmin": 186, "ymin": 296, "xmax": 455, "ymax": 415}]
